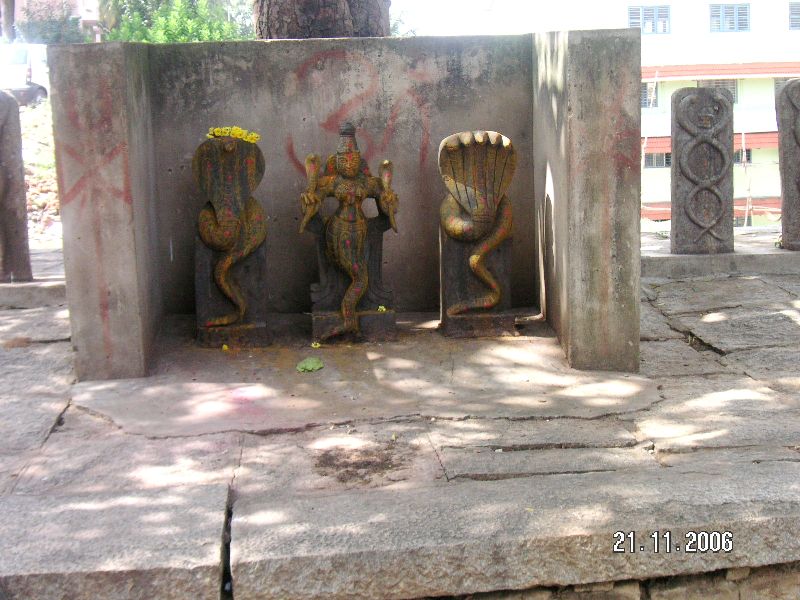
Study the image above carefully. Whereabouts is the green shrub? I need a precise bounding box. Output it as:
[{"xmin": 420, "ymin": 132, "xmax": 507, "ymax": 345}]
[
  {"xmin": 106, "ymin": 0, "xmax": 241, "ymax": 42},
  {"xmin": 17, "ymin": 0, "xmax": 89, "ymax": 44}
]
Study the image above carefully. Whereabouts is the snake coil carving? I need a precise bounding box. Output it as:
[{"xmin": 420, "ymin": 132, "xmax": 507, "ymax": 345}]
[
  {"xmin": 438, "ymin": 131, "xmax": 515, "ymax": 316},
  {"xmin": 194, "ymin": 136, "xmax": 267, "ymax": 327},
  {"xmin": 676, "ymin": 91, "xmax": 733, "ymax": 243}
]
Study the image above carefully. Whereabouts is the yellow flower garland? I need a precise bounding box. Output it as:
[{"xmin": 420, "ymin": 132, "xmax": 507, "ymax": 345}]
[{"xmin": 207, "ymin": 126, "xmax": 261, "ymax": 144}]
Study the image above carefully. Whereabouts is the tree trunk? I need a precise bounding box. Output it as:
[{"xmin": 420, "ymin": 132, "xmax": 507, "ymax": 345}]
[
  {"xmin": 255, "ymin": 0, "xmax": 390, "ymax": 39},
  {"xmin": 1, "ymin": 0, "xmax": 16, "ymax": 42},
  {"xmin": 0, "ymin": 91, "xmax": 33, "ymax": 282}
]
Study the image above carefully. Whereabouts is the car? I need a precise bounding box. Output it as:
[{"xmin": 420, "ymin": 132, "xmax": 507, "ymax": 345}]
[{"xmin": 0, "ymin": 43, "xmax": 49, "ymax": 106}]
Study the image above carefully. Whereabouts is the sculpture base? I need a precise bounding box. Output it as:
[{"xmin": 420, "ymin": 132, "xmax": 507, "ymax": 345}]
[
  {"xmin": 312, "ymin": 310, "xmax": 397, "ymax": 343},
  {"xmin": 196, "ymin": 322, "xmax": 272, "ymax": 348},
  {"xmin": 440, "ymin": 312, "xmax": 518, "ymax": 338}
]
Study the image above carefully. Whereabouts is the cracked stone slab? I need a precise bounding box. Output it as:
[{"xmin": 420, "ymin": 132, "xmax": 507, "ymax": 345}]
[
  {"xmin": 72, "ymin": 330, "xmax": 658, "ymax": 436},
  {"xmin": 439, "ymin": 446, "xmax": 659, "ymax": 480},
  {"xmin": 724, "ymin": 347, "xmax": 800, "ymax": 394},
  {"xmin": 0, "ymin": 341, "xmax": 74, "ymax": 396},
  {"xmin": 657, "ymin": 447, "xmax": 800, "ymax": 469},
  {"xmin": 640, "ymin": 303, "xmax": 684, "ymax": 341},
  {"xmin": 230, "ymin": 462, "xmax": 800, "ymax": 599},
  {"xmin": 0, "ymin": 394, "xmax": 68, "ymax": 455},
  {"xmin": 669, "ymin": 304, "xmax": 800, "ymax": 353},
  {"xmin": 0, "ymin": 307, "xmax": 70, "ymax": 344},
  {"xmin": 622, "ymin": 376, "xmax": 800, "ymax": 451},
  {"xmin": 759, "ymin": 275, "xmax": 800, "ymax": 298},
  {"xmin": 234, "ymin": 421, "xmax": 445, "ymax": 498},
  {"xmin": 639, "ymin": 340, "xmax": 732, "ymax": 378},
  {"xmin": 12, "ymin": 408, "xmax": 243, "ymax": 495},
  {"xmin": 0, "ymin": 485, "xmax": 228, "ymax": 600},
  {"xmin": 427, "ymin": 418, "xmax": 637, "ymax": 450},
  {"xmin": 652, "ymin": 277, "xmax": 796, "ymax": 316}
]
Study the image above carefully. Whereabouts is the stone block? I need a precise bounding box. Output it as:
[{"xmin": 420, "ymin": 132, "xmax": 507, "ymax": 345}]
[
  {"xmin": 195, "ymin": 240, "xmax": 270, "ymax": 347},
  {"xmin": 777, "ymin": 78, "xmax": 800, "ymax": 251},
  {"xmin": 0, "ymin": 91, "xmax": 32, "ymax": 283},
  {"xmin": 648, "ymin": 574, "xmax": 739, "ymax": 600},
  {"xmin": 670, "ymin": 87, "xmax": 734, "ymax": 254},
  {"xmin": 312, "ymin": 309, "xmax": 397, "ymax": 342},
  {"xmin": 739, "ymin": 563, "xmax": 800, "ymax": 600},
  {"xmin": 533, "ymin": 30, "xmax": 640, "ymax": 372}
]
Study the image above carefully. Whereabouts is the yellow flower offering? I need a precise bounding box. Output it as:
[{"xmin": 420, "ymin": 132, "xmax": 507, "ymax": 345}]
[
  {"xmin": 377, "ymin": 305, "xmax": 387, "ymax": 313},
  {"xmin": 206, "ymin": 126, "xmax": 261, "ymax": 144}
]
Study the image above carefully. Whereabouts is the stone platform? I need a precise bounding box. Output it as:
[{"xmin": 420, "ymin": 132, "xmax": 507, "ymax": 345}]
[{"xmin": 1, "ymin": 270, "xmax": 800, "ymax": 598}]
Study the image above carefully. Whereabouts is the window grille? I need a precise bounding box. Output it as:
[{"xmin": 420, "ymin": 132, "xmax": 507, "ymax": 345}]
[
  {"xmin": 698, "ymin": 79, "xmax": 738, "ymax": 103},
  {"xmin": 710, "ymin": 4, "xmax": 750, "ymax": 31},
  {"xmin": 734, "ymin": 149, "xmax": 752, "ymax": 164},
  {"xmin": 644, "ymin": 152, "xmax": 671, "ymax": 168},
  {"xmin": 628, "ymin": 5, "xmax": 670, "ymax": 33},
  {"xmin": 641, "ymin": 82, "xmax": 658, "ymax": 108},
  {"xmin": 791, "ymin": 3, "xmax": 800, "ymax": 29}
]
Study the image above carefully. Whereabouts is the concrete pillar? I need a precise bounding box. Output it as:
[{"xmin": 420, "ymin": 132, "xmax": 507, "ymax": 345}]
[
  {"xmin": 670, "ymin": 87, "xmax": 734, "ymax": 254},
  {"xmin": 532, "ymin": 30, "xmax": 641, "ymax": 372},
  {"xmin": 777, "ymin": 78, "xmax": 800, "ymax": 251},
  {"xmin": 0, "ymin": 91, "xmax": 33, "ymax": 283},
  {"xmin": 49, "ymin": 43, "xmax": 161, "ymax": 380}
]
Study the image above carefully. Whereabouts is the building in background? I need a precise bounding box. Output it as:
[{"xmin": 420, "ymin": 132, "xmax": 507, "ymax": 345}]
[{"xmin": 633, "ymin": 1, "xmax": 800, "ymax": 225}]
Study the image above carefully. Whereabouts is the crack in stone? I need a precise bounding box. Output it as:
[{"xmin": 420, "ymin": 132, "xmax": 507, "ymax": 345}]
[
  {"xmin": 449, "ymin": 468, "xmax": 618, "ymax": 481},
  {"xmin": 439, "ymin": 441, "xmax": 638, "ymax": 452}
]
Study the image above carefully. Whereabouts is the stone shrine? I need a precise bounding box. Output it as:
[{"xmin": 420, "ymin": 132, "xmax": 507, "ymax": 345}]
[
  {"xmin": 299, "ymin": 122, "xmax": 399, "ymax": 342},
  {"xmin": 777, "ymin": 78, "xmax": 800, "ymax": 251},
  {"xmin": 671, "ymin": 87, "xmax": 734, "ymax": 254},
  {"xmin": 194, "ymin": 127, "xmax": 269, "ymax": 347},
  {"xmin": 438, "ymin": 130, "xmax": 516, "ymax": 337}
]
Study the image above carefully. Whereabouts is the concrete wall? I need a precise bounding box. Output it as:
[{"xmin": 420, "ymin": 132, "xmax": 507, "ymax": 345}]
[
  {"xmin": 533, "ymin": 29, "xmax": 641, "ymax": 372},
  {"xmin": 148, "ymin": 36, "xmax": 536, "ymax": 314},
  {"xmin": 49, "ymin": 43, "xmax": 162, "ymax": 380}
]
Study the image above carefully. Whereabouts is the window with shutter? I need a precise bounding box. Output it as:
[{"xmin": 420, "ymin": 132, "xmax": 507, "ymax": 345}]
[
  {"xmin": 791, "ymin": 3, "xmax": 800, "ymax": 29},
  {"xmin": 629, "ymin": 5, "xmax": 670, "ymax": 33},
  {"xmin": 710, "ymin": 4, "xmax": 750, "ymax": 31}
]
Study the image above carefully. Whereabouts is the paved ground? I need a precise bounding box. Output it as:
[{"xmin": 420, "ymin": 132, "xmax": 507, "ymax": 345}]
[{"xmin": 0, "ymin": 233, "xmax": 799, "ymax": 599}]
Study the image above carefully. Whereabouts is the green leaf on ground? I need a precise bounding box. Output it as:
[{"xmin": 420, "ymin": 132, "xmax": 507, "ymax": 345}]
[{"xmin": 296, "ymin": 357, "xmax": 324, "ymax": 372}]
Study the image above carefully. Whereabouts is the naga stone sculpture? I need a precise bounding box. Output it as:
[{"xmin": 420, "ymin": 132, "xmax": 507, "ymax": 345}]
[
  {"xmin": 777, "ymin": 78, "xmax": 800, "ymax": 251},
  {"xmin": 438, "ymin": 131, "xmax": 516, "ymax": 337},
  {"xmin": 671, "ymin": 87, "xmax": 734, "ymax": 254},
  {"xmin": 299, "ymin": 122, "xmax": 399, "ymax": 342},
  {"xmin": 194, "ymin": 127, "xmax": 269, "ymax": 347}
]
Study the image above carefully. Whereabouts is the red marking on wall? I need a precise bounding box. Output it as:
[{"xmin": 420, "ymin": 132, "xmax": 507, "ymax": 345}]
[
  {"xmin": 613, "ymin": 127, "xmax": 641, "ymax": 173},
  {"xmin": 285, "ymin": 49, "xmax": 432, "ymax": 173},
  {"xmin": 286, "ymin": 136, "xmax": 305, "ymax": 176}
]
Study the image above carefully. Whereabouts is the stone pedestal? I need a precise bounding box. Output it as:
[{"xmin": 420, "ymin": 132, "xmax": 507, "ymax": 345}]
[
  {"xmin": 777, "ymin": 78, "xmax": 800, "ymax": 251},
  {"xmin": 439, "ymin": 230, "xmax": 515, "ymax": 337},
  {"xmin": 195, "ymin": 239, "xmax": 270, "ymax": 347},
  {"xmin": 308, "ymin": 212, "xmax": 396, "ymax": 342},
  {"xmin": 671, "ymin": 87, "xmax": 734, "ymax": 254}
]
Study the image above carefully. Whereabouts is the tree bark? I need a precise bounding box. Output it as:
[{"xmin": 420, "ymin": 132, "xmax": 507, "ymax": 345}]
[
  {"xmin": 255, "ymin": 0, "xmax": 390, "ymax": 39},
  {"xmin": 0, "ymin": 91, "xmax": 33, "ymax": 282},
  {"xmin": 1, "ymin": 0, "xmax": 16, "ymax": 42}
]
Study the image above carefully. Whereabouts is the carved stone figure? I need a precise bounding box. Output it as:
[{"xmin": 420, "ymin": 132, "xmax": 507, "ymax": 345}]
[
  {"xmin": 194, "ymin": 128, "xmax": 269, "ymax": 346},
  {"xmin": 671, "ymin": 87, "xmax": 734, "ymax": 254},
  {"xmin": 299, "ymin": 122, "xmax": 398, "ymax": 341},
  {"xmin": 777, "ymin": 78, "xmax": 800, "ymax": 251},
  {"xmin": 438, "ymin": 131, "xmax": 516, "ymax": 337}
]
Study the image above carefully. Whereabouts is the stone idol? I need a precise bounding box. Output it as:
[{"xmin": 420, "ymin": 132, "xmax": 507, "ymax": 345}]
[
  {"xmin": 299, "ymin": 122, "xmax": 399, "ymax": 342},
  {"xmin": 438, "ymin": 131, "xmax": 516, "ymax": 337},
  {"xmin": 671, "ymin": 87, "xmax": 734, "ymax": 254},
  {"xmin": 194, "ymin": 126, "xmax": 269, "ymax": 347}
]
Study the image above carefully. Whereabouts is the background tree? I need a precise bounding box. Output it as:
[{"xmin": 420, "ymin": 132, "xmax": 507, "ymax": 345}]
[
  {"xmin": 1, "ymin": 0, "xmax": 15, "ymax": 41},
  {"xmin": 254, "ymin": 0, "xmax": 390, "ymax": 39}
]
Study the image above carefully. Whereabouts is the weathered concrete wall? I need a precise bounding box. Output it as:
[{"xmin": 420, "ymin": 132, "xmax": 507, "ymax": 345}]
[
  {"xmin": 777, "ymin": 78, "xmax": 800, "ymax": 251},
  {"xmin": 49, "ymin": 43, "xmax": 162, "ymax": 380},
  {"xmin": 148, "ymin": 36, "xmax": 536, "ymax": 314},
  {"xmin": 533, "ymin": 30, "xmax": 641, "ymax": 372}
]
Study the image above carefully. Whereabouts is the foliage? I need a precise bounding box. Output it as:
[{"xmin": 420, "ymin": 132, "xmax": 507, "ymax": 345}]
[
  {"xmin": 106, "ymin": 0, "xmax": 243, "ymax": 42},
  {"xmin": 16, "ymin": 0, "xmax": 87, "ymax": 43}
]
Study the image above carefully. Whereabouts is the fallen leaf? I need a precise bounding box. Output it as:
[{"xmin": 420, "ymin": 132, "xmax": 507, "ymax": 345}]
[{"xmin": 296, "ymin": 357, "xmax": 324, "ymax": 372}]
